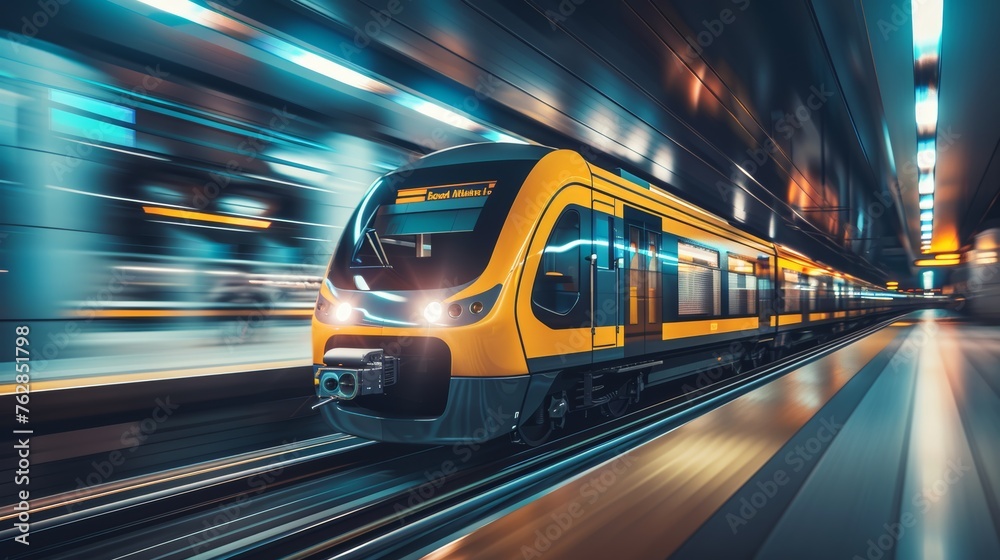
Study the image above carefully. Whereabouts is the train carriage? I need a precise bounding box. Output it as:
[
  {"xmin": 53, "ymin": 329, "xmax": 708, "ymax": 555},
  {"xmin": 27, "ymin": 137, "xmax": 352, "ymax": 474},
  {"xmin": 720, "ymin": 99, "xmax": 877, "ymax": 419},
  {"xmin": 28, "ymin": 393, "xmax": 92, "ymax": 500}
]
[{"xmin": 312, "ymin": 143, "xmax": 910, "ymax": 444}]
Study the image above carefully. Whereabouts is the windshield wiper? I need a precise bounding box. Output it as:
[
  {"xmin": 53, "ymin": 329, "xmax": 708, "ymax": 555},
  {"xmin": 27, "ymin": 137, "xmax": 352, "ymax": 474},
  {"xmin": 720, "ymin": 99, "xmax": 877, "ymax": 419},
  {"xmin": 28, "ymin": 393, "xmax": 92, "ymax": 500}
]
[{"xmin": 364, "ymin": 227, "xmax": 392, "ymax": 268}]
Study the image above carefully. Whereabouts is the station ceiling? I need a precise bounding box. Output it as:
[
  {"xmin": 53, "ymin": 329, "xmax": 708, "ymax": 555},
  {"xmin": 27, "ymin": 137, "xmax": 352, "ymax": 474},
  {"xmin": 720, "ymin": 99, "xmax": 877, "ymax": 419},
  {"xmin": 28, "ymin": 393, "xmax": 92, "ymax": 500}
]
[{"xmin": 8, "ymin": 0, "xmax": 999, "ymax": 283}]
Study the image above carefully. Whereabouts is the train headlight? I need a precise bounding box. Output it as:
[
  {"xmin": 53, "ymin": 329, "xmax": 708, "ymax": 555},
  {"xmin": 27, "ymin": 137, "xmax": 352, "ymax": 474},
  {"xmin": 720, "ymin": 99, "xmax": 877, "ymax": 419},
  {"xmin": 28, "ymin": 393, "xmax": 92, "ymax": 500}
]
[
  {"xmin": 335, "ymin": 302, "xmax": 353, "ymax": 322},
  {"xmin": 423, "ymin": 301, "xmax": 443, "ymax": 322}
]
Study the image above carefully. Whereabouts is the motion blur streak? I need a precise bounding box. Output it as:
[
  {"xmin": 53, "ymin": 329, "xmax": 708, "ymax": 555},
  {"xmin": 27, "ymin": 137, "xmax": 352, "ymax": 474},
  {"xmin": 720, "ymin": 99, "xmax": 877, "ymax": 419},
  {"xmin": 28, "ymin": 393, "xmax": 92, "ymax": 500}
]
[
  {"xmin": 0, "ymin": 1, "xmax": 492, "ymax": 388},
  {"xmin": 141, "ymin": 205, "xmax": 272, "ymax": 229}
]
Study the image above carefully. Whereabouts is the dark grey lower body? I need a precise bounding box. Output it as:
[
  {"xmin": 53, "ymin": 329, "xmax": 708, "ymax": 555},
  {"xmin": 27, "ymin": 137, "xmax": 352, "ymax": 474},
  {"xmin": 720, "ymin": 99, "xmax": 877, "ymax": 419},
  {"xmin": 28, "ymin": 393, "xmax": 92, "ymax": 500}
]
[{"xmin": 320, "ymin": 375, "xmax": 536, "ymax": 444}]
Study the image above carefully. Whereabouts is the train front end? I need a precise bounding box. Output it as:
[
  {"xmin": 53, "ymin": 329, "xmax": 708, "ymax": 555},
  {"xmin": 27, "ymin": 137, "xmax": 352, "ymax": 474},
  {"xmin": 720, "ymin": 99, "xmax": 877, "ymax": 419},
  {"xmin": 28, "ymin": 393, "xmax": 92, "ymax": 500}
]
[{"xmin": 311, "ymin": 143, "xmax": 555, "ymax": 444}]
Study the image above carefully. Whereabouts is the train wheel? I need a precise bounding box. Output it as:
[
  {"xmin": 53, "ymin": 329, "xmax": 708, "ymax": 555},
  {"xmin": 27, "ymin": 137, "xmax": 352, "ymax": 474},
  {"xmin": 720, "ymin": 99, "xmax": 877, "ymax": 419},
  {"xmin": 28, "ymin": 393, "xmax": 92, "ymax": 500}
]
[
  {"xmin": 602, "ymin": 397, "xmax": 630, "ymax": 418},
  {"xmin": 515, "ymin": 404, "xmax": 553, "ymax": 446}
]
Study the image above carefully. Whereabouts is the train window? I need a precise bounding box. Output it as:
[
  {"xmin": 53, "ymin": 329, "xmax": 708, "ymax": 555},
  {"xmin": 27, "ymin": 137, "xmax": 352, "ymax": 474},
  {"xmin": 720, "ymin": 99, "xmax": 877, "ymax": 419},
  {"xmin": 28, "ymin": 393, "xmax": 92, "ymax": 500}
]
[
  {"xmin": 351, "ymin": 185, "xmax": 493, "ymax": 270},
  {"xmin": 532, "ymin": 210, "xmax": 582, "ymax": 316},
  {"xmin": 647, "ymin": 231, "xmax": 661, "ymax": 324},
  {"xmin": 807, "ymin": 276, "xmax": 819, "ymax": 312},
  {"xmin": 628, "ymin": 228, "xmax": 642, "ymax": 325},
  {"xmin": 678, "ymin": 243, "xmax": 719, "ymax": 267},
  {"xmin": 331, "ymin": 159, "xmax": 540, "ymax": 291},
  {"xmin": 814, "ymin": 277, "xmax": 833, "ymax": 312},
  {"xmin": 594, "ymin": 214, "xmax": 613, "ymax": 269},
  {"xmin": 678, "ymin": 242, "xmax": 721, "ymax": 316},
  {"xmin": 728, "ymin": 255, "xmax": 757, "ymax": 316},
  {"xmin": 782, "ymin": 269, "xmax": 803, "ymax": 313}
]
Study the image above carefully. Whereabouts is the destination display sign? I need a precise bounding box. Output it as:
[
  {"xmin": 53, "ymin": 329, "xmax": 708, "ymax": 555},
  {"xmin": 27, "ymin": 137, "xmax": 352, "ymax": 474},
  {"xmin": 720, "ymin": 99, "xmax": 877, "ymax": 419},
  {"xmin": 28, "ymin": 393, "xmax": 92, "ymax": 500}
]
[{"xmin": 395, "ymin": 181, "xmax": 495, "ymax": 204}]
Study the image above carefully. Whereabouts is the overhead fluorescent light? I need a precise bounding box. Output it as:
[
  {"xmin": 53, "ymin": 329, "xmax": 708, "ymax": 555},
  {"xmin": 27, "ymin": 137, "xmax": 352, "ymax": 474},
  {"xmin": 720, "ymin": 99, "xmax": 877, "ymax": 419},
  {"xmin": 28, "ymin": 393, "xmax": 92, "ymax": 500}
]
[
  {"xmin": 912, "ymin": 0, "xmax": 944, "ymax": 60},
  {"xmin": 395, "ymin": 93, "xmax": 479, "ymax": 131},
  {"xmin": 282, "ymin": 49, "xmax": 387, "ymax": 93},
  {"xmin": 917, "ymin": 140, "xmax": 936, "ymax": 170},
  {"xmin": 910, "ymin": 1, "xmax": 942, "ymax": 262},
  {"xmin": 915, "ymin": 87, "xmax": 938, "ymax": 129},
  {"xmin": 135, "ymin": 0, "xmax": 216, "ymax": 25},
  {"xmin": 918, "ymin": 172, "xmax": 935, "ymax": 195}
]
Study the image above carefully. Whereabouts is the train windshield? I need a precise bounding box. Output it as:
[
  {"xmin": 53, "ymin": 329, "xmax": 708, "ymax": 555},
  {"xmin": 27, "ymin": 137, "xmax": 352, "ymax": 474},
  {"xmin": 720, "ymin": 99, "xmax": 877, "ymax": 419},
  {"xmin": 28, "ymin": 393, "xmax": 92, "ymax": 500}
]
[{"xmin": 329, "ymin": 159, "xmax": 538, "ymax": 291}]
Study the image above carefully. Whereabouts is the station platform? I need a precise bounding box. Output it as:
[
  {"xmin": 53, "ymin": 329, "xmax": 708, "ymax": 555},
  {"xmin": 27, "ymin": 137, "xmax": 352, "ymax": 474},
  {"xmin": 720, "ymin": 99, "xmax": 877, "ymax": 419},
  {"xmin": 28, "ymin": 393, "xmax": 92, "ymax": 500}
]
[
  {"xmin": 0, "ymin": 321, "xmax": 310, "ymax": 394},
  {"xmin": 424, "ymin": 310, "xmax": 1000, "ymax": 559}
]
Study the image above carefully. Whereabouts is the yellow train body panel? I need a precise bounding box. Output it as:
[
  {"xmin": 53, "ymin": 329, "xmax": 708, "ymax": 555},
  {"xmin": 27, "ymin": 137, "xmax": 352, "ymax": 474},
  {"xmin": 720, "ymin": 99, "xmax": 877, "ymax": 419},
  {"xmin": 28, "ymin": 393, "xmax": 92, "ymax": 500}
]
[{"xmin": 663, "ymin": 317, "xmax": 760, "ymax": 340}]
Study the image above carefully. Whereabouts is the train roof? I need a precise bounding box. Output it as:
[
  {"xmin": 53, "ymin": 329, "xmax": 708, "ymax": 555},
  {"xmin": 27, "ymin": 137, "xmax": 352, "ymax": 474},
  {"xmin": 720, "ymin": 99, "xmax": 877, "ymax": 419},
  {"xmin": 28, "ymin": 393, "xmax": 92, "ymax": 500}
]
[{"xmin": 405, "ymin": 142, "xmax": 555, "ymax": 169}]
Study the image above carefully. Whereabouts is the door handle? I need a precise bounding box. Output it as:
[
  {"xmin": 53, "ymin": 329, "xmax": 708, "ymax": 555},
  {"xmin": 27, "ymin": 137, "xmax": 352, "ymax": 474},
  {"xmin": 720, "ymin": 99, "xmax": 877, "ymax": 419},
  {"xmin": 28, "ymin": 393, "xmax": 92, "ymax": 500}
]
[
  {"xmin": 615, "ymin": 257, "xmax": 624, "ymax": 334},
  {"xmin": 590, "ymin": 253, "xmax": 597, "ymax": 335}
]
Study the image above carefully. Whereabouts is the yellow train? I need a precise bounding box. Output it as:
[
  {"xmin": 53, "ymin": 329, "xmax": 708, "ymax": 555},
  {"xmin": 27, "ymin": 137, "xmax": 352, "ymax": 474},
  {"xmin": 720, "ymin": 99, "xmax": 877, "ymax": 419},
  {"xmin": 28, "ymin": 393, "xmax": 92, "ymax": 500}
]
[{"xmin": 312, "ymin": 144, "xmax": 911, "ymax": 444}]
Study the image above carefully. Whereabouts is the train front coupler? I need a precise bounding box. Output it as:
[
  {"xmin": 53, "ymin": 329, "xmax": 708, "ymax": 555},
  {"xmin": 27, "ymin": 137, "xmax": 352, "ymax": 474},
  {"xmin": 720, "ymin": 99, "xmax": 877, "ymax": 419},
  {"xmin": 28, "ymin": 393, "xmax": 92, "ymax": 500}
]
[{"xmin": 314, "ymin": 348, "xmax": 398, "ymax": 401}]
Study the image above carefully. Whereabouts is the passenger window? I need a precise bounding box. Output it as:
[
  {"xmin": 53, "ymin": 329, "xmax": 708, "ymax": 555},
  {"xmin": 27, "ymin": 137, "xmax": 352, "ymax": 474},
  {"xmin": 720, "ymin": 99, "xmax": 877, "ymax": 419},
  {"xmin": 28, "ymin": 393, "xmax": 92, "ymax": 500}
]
[
  {"xmin": 808, "ymin": 276, "xmax": 818, "ymax": 312},
  {"xmin": 783, "ymin": 269, "xmax": 803, "ymax": 313},
  {"xmin": 728, "ymin": 255, "xmax": 757, "ymax": 316},
  {"xmin": 678, "ymin": 242, "xmax": 721, "ymax": 316},
  {"xmin": 533, "ymin": 210, "xmax": 581, "ymax": 316}
]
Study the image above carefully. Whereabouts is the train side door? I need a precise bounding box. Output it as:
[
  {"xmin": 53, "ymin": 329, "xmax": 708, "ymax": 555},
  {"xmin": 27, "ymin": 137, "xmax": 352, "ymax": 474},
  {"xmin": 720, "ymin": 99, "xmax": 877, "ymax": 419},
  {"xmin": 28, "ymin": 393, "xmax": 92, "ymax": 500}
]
[
  {"xmin": 623, "ymin": 209, "xmax": 662, "ymax": 358},
  {"xmin": 590, "ymin": 194, "xmax": 621, "ymax": 355},
  {"xmin": 757, "ymin": 254, "xmax": 774, "ymax": 332}
]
